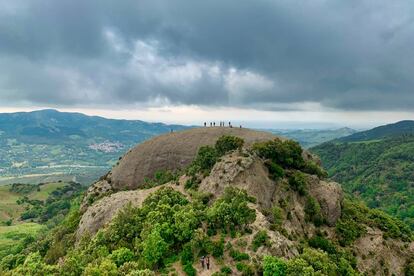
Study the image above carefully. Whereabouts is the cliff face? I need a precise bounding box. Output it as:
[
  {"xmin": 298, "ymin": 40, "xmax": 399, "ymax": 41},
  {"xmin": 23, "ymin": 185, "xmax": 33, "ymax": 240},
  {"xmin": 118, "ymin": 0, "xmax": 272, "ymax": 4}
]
[{"xmin": 76, "ymin": 128, "xmax": 413, "ymax": 276}]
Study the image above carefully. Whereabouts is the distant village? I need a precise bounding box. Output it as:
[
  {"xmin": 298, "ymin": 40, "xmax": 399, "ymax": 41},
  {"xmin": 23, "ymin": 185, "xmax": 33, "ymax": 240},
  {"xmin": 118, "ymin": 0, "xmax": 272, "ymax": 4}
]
[{"xmin": 88, "ymin": 141, "xmax": 124, "ymax": 153}]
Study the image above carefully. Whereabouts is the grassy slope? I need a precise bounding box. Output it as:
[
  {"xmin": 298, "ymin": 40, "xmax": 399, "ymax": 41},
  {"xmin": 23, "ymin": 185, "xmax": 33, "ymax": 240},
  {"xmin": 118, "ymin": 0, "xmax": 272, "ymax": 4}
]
[
  {"xmin": 0, "ymin": 182, "xmax": 66, "ymax": 223},
  {"xmin": 0, "ymin": 182, "xmax": 68, "ymax": 259},
  {"xmin": 0, "ymin": 186, "xmax": 25, "ymax": 222},
  {"xmin": 0, "ymin": 223, "xmax": 45, "ymax": 252}
]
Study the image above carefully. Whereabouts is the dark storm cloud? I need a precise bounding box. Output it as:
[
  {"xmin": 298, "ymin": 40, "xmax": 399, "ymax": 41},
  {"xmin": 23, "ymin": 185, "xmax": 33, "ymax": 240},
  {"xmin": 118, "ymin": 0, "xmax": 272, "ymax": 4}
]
[{"xmin": 0, "ymin": 0, "xmax": 413, "ymax": 110}]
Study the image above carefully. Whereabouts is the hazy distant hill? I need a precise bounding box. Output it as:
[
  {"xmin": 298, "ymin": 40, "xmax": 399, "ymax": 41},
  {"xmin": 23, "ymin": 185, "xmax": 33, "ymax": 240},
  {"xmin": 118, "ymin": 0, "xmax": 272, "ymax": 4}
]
[
  {"xmin": 338, "ymin": 120, "xmax": 414, "ymax": 142},
  {"xmin": 268, "ymin": 127, "xmax": 357, "ymax": 148},
  {"xmin": 0, "ymin": 109, "xmax": 187, "ymax": 144},
  {"xmin": 312, "ymin": 121, "xmax": 414, "ymax": 228},
  {"xmin": 0, "ymin": 109, "xmax": 189, "ymax": 184}
]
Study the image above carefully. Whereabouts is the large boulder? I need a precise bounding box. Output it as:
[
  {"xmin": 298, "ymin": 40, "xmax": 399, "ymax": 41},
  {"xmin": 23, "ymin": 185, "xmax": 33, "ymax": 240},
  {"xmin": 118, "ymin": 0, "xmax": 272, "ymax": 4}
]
[{"xmin": 109, "ymin": 127, "xmax": 278, "ymax": 191}]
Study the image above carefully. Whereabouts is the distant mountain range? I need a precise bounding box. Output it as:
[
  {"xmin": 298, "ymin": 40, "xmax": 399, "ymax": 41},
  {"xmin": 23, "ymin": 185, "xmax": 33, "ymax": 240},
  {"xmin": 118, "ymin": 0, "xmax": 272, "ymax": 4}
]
[
  {"xmin": 0, "ymin": 109, "xmax": 187, "ymax": 145},
  {"xmin": 0, "ymin": 109, "xmax": 189, "ymax": 184},
  {"xmin": 311, "ymin": 120, "xmax": 414, "ymax": 228},
  {"xmin": 267, "ymin": 127, "xmax": 357, "ymax": 148},
  {"xmin": 337, "ymin": 120, "xmax": 414, "ymax": 142}
]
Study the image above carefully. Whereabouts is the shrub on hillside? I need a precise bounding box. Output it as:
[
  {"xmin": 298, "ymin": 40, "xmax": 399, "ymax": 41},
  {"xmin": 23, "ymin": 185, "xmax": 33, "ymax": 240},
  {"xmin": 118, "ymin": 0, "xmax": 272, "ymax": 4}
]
[
  {"xmin": 189, "ymin": 145, "xmax": 218, "ymax": 175},
  {"xmin": 305, "ymin": 196, "xmax": 324, "ymax": 226},
  {"xmin": 183, "ymin": 263, "xmax": 196, "ymax": 276},
  {"xmin": 253, "ymin": 139, "xmax": 304, "ymax": 169},
  {"xmin": 236, "ymin": 262, "xmax": 255, "ymax": 275},
  {"xmin": 264, "ymin": 161, "xmax": 284, "ymax": 180},
  {"xmin": 142, "ymin": 170, "xmax": 179, "ymax": 188},
  {"xmin": 308, "ymin": 235, "xmax": 337, "ymax": 254},
  {"xmin": 215, "ymin": 135, "xmax": 244, "ymax": 155},
  {"xmin": 288, "ymin": 172, "xmax": 307, "ymax": 196},
  {"xmin": 110, "ymin": 247, "xmax": 134, "ymax": 267},
  {"xmin": 251, "ymin": 230, "xmax": 270, "ymax": 251},
  {"xmin": 220, "ymin": 266, "xmax": 232, "ymax": 275},
  {"xmin": 262, "ymin": 256, "xmax": 287, "ymax": 276},
  {"xmin": 303, "ymin": 161, "xmax": 328, "ymax": 179},
  {"xmin": 272, "ymin": 206, "xmax": 284, "ymax": 226},
  {"xmin": 230, "ymin": 249, "xmax": 250, "ymax": 261}
]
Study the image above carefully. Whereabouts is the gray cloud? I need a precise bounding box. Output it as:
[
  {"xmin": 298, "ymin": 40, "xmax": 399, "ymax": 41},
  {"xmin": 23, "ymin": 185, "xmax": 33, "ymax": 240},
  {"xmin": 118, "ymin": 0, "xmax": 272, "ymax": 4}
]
[{"xmin": 0, "ymin": 0, "xmax": 414, "ymax": 111}]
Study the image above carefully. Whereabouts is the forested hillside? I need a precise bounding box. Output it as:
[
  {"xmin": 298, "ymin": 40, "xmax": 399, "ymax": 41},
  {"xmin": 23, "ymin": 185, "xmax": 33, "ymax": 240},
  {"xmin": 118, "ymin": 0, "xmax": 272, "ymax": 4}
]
[
  {"xmin": 312, "ymin": 128, "xmax": 414, "ymax": 229},
  {"xmin": 337, "ymin": 120, "xmax": 414, "ymax": 142}
]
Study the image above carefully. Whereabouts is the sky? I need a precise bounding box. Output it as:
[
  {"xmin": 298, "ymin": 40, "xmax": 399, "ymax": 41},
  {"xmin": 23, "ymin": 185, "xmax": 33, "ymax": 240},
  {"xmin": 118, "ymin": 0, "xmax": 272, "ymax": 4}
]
[{"xmin": 0, "ymin": 0, "xmax": 413, "ymax": 128}]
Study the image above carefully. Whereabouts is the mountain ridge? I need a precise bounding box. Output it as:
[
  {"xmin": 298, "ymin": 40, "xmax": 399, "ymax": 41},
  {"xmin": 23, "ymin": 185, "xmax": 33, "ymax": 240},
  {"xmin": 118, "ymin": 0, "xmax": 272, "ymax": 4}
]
[{"xmin": 337, "ymin": 120, "xmax": 414, "ymax": 142}]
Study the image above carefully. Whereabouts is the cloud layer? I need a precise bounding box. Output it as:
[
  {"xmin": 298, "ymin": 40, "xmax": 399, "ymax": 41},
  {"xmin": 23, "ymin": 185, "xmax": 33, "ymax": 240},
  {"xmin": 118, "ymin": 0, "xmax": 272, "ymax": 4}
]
[{"xmin": 1, "ymin": 0, "xmax": 413, "ymax": 111}]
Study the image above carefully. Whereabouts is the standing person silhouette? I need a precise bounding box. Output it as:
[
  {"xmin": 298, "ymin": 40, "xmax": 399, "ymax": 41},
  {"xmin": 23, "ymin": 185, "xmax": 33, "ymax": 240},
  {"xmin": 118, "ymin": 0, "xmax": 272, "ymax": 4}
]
[
  {"xmin": 204, "ymin": 122, "xmax": 206, "ymax": 127},
  {"xmin": 200, "ymin": 256, "xmax": 205, "ymax": 269},
  {"xmin": 210, "ymin": 122, "xmax": 212, "ymax": 127},
  {"xmin": 213, "ymin": 122, "xmax": 215, "ymax": 127},
  {"xmin": 206, "ymin": 256, "xmax": 210, "ymax": 270}
]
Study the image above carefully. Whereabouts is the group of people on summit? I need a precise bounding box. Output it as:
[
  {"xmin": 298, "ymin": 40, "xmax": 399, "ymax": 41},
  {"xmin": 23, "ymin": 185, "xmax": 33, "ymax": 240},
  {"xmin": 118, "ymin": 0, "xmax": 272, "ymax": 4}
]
[{"xmin": 204, "ymin": 121, "xmax": 241, "ymax": 128}]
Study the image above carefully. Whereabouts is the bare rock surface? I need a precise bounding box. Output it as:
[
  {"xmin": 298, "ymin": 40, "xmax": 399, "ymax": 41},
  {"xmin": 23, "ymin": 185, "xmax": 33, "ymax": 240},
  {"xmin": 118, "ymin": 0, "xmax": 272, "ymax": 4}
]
[
  {"xmin": 353, "ymin": 227, "xmax": 414, "ymax": 275},
  {"xmin": 308, "ymin": 176, "xmax": 343, "ymax": 226},
  {"xmin": 198, "ymin": 151, "xmax": 276, "ymax": 209}
]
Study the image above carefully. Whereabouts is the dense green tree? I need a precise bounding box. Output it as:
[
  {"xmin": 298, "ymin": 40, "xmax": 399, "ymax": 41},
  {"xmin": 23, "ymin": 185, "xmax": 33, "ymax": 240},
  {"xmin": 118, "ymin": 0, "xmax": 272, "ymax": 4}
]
[
  {"xmin": 13, "ymin": 252, "xmax": 57, "ymax": 276},
  {"xmin": 110, "ymin": 247, "xmax": 135, "ymax": 267},
  {"xmin": 142, "ymin": 226, "xmax": 168, "ymax": 268},
  {"xmin": 253, "ymin": 139, "xmax": 304, "ymax": 169},
  {"xmin": 215, "ymin": 135, "xmax": 244, "ymax": 155},
  {"xmin": 207, "ymin": 187, "xmax": 256, "ymax": 231},
  {"xmin": 262, "ymin": 255, "xmax": 287, "ymax": 276},
  {"xmin": 83, "ymin": 258, "xmax": 118, "ymax": 276}
]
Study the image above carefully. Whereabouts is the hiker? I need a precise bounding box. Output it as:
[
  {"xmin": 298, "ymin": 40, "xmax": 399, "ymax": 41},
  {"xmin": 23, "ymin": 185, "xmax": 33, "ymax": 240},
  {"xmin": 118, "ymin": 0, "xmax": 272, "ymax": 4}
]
[
  {"xmin": 210, "ymin": 122, "xmax": 212, "ymax": 127},
  {"xmin": 240, "ymin": 125, "xmax": 242, "ymax": 128},
  {"xmin": 200, "ymin": 256, "xmax": 205, "ymax": 269},
  {"xmin": 213, "ymin": 122, "xmax": 215, "ymax": 127},
  {"xmin": 206, "ymin": 256, "xmax": 210, "ymax": 270},
  {"xmin": 204, "ymin": 122, "xmax": 206, "ymax": 127},
  {"xmin": 228, "ymin": 122, "xmax": 231, "ymax": 127}
]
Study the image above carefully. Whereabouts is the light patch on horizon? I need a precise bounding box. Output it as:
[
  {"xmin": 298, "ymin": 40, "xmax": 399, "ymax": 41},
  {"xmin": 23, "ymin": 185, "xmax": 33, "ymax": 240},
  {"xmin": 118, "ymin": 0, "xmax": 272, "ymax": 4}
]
[{"xmin": 1, "ymin": 106, "xmax": 413, "ymax": 129}]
